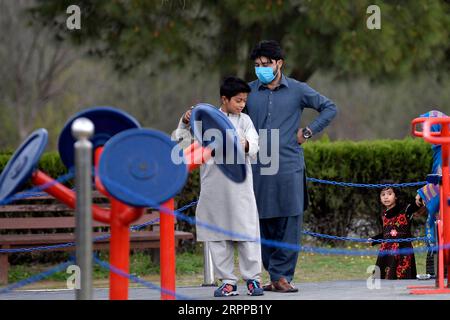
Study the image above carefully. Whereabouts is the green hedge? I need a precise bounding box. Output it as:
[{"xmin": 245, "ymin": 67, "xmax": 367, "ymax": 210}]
[
  {"xmin": 177, "ymin": 138, "xmax": 433, "ymax": 243},
  {"xmin": 0, "ymin": 138, "xmax": 434, "ymax": 244},
  {"xmin": 301, "ymin": 138, "xmax": 431, "ymax": 243}
]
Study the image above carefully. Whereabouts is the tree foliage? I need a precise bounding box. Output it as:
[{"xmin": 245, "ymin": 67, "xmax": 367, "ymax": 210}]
[
  {"xmin": 0, "ymin": 0, "xmax": 78, "ymax": 141},
  {"xmin": 30, "ymin": 0, "xmax": 450, "ymax": 81}
]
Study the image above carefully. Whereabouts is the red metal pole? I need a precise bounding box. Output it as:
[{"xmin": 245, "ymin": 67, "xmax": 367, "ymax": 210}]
[
  {"xmin": 437, "ymin": 219, "xmax": 445, "ymax": 288},
  {"xmin": 32, "ymin": 170, "xmax": 76, "ymax": 207},
  {"xmin": 31, "ymin": 170, "xmax": 111, "ymax": 223},
  {"xmin": 109, "ymin": 199, "xmax": 131, "ymax": 300},
  {"xmin": 32, "ymin": 147, "xmax": 145, "ymax": 300},
  {"xmin": 160, "ymin": 198, "xmax": 176, "ymax": 300},
  {"xmin": 184, "ymin": 142, "xmax": 213, "ymax": 172},
  {"xmin": 440, "ymin": 124, "xmax": 450, "ymax": 282},
  {"xmin": 94, "ymin": 146, "xmax": 147, "ymax": 299},
  {"xmin": 94, "ymin": 147, "xmax": 111, "ymax": 197}
]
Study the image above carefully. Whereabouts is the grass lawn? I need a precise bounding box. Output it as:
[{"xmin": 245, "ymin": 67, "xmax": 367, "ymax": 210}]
[{"xmin": 4, "ymin": 242, "xmax": 429, "ymax": 290}]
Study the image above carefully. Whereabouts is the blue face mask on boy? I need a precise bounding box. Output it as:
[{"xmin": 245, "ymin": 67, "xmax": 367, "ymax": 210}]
[{"xmin": 255, "ymin": 66, "xmax": 278, "ymax": 84}]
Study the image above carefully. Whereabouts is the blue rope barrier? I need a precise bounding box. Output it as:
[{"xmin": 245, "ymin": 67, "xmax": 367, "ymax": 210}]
[
  {"xmin": 178, "ymin": 204, "xmax": 440, "ymax": 255},
  {"xmin": 0, "ymin": 218, "xmax": 161, "ymax": 253},
  {"xmin": 171, "ymin": 206, "xmax": 432, "ymax": 256},
  {"xmin": 0, "ymin": 171, "xmax": 75, "ymax": 205},
  {"xmin": 0, "ymin": 173, "xmax": 432, "ymax": 254},
  {"xmin": 301, "ymin": 243, "xmax": 444, "ymax": 256},
  {"xmin": 0, "ymin": 197, "xmax": 428, "ymax": 255},
  {"xmin": 0, "ymin": 259, "xmax": 74, "ymax": 295},
  {"xmin": 0, "ymin": 173, "xmax": 439, "ymax": 299},
  {"xmin": 306, "ymin": 177, "xmax": 427, "ymax": 188},
  {"xmin": 166, "ymin": 200, "xmax": 428, "ymax": 244},
  {"xmin": 97, "ymin": 175, "xmax": 436, "ymax": 257},
  {"xmin": 0, "ymin": 157, "xmax": 435, "ymax": 298},
  {"xmin": 130, "ymin": 218, "xmax": 160, "ymax": 231},
  {"xmin": 301, "ymin": 230, "xmax": 428, "ymax": 243},
  {"xmin": 93, "ymin": 256, "xmax": 194, "ymax": 300},
  {"xmin": 0, "ymin": 255, "xmax": 194, "ymax": 299},
  {"xmin": 12, "ymin": 191, "xmax": 49, "ymax": 198}
]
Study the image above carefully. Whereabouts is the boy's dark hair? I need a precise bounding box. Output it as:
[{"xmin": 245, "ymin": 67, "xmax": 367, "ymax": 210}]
[
  {"xmin": 249, "ymin": 40, "xmax": 285, "ymax": 62},
  {"xmin": 220, "ymin": 76, "xmax": 251, "ymax": 100}
]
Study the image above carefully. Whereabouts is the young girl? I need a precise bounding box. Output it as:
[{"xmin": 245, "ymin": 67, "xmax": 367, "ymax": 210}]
[{"xmin": 369, "ymin": 186, "xmax": 425, "ymax": 280}]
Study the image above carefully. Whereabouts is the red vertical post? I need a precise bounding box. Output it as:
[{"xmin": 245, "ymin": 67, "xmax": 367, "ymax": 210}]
[
  {"xmin": 437, "ymin": 219, "xmax": 445, "ymax": 288},
  {"xmin": 440, "ymin": 123, "xmax": 450, "ymax": 283},
  {"xmin": 160, "ymin": 198, "xmax": 176, "ymax": 300},
  {"xmin": 109, "ymin": 199, "xmax": 131, "ymax": 300},
  {"xmin": 409, "ymin": 117, "xmax": 450, "ymax": 294},
  {"xmin": 95, "ymin": 146, "xmax": 130, "ymax": 299}
]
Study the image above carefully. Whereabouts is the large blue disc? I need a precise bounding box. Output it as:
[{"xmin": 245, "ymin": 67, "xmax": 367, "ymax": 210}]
[
  {"xmin": 58, "ymin": 106, "xmax": 140, "ymax": 170},
  {"xmin": 190, "ymin": 103, "xmax": 246, "ymax": 183},
  {"xmin": 0, "ymin": 129, "xmax": 48, "ymax": 202},
  {"xmin": 98, "ymin": 128, "xmax": 188, "ymax": 207}
]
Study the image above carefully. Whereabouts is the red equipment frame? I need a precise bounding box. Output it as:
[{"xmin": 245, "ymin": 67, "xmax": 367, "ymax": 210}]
[
  {"xmin": 29, "ymin": 142, "xmax": 213, "ymax": 300},
  {"xmin": 32, "ymin": 147, "xmax": 144, "ymax": 300},
  {"xmin": 409, "ymin": 117, "xmax": 450, "ymax": 294}
]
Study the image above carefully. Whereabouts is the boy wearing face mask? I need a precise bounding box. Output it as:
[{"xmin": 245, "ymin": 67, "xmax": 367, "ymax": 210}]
[{"xmin": 245, "ymin": 40, "xmax": 338, "ymax": 293}]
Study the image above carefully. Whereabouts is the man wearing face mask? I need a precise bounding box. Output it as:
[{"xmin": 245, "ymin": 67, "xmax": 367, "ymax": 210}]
[{"xmin": 246, "ymin": 40, "xmax": 338, "ymax": 293}]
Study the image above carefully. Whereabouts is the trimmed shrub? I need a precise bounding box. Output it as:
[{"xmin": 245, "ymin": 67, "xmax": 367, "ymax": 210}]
[
  {"xmin": 176, "ymin": 138, "xmax": 433, "ymax": 244},
  {"xmin": 0, "ymin": 138, "xmax": 434, "ymax": 246}
]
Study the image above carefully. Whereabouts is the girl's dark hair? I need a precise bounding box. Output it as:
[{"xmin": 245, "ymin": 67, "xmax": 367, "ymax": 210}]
[
  {"xmin": 249, "ymin": 40, "xmax": 285, "ymax": 61},
  {"xmin": 380, "ymin": 180, "xmax": 398, "ymax": 194},
  {"xmin": 220, "ymin": 76, "xmax": 251, "ymax": 100},
  {"xmin": 379, "ymin": 180, "xmax": 404, "ymax": 204},
  {"xmin": 380, "ymin": 186, "xmax": 398, "ymax": 194}
]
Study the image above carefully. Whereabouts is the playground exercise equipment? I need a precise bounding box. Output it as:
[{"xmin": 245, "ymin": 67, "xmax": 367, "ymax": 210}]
[
  {"xmin": 97, "ymin": 103, "xmax": 247, "ymax": 299},
  {"xmin": 0, "ymin": 107, "xmax": 141, "ymax": 299},
  {"xmin": 57, "ymin": 107, "xmax": 152, "ymax": 300},
  {"xmin": 186, "ymin": 103, "xmax": 246, "ymax": 182},
  {"xmin": 0, "ymin": 129, "xmax": 49, "ymax": 203},
  {"xmin": 0, "ymin": 126, "xmax": 95, "ymax": 299},
  {"xmin": 0, "ymin": 104, "xmax": 246, "ymax": 300},
  {"xmin": 58, "ymin": 107, "xmax": 141, "ymax": 170},
  {"xmin": 410, "ymin": 116, "xmax": 450, "ymax": 294},
  {"xmin": 98, "ymin": 127, "xmax": 188, "ymax": 300}
]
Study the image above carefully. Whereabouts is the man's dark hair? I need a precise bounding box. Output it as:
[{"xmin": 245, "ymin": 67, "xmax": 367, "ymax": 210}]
[
  {"xmin": 220, "ymin": 76, "xmax": 251, "ymax": 99},
  {"xmin": 249, "ymin": 40, "xmax": 285, "ymax": 61}
]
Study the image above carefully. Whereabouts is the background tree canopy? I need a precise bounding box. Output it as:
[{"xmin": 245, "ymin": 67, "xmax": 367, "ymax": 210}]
[
  {"xmin": 0, "ymin": 1, "xmax": 449, "ymax": 150},
  {"xmin": 0, "ymin": 0, "xmax": 449, "ymax": 239},
  {"xmin": 30, "ymin": 0, "xmax": 450, "ymax": 82}
]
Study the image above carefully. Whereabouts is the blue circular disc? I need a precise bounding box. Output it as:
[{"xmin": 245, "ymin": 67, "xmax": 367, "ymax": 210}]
[
  {"xmin": 0, "ymin": 129, "xmax": 48, "ymax": 202},
  {"xmin": 58, "ymin": 106, "xmax": 141, "ymax": 170},
  {"xmin": 98, "ymin": 128, "xmax": 188, "ymax": 207},
  {"xmin": 190, "ymin": 103, "xmax": 246, "ymax": 183}
]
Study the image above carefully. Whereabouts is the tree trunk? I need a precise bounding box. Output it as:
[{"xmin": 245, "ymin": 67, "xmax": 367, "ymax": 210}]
[{"xmin": 289, "ymin": 67, "xmax": 316, "ymax": 82}]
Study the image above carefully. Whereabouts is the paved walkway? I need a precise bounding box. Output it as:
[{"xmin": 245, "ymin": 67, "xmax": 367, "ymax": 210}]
[{"xmin": 1, "ymin": 279, "xmax": 450, "ymax": 300}]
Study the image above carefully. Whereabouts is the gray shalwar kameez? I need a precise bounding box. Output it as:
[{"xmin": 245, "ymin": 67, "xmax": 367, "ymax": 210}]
[{"xmin": 246, "ymin": 74, "xmax": 338, "ymax": 282}]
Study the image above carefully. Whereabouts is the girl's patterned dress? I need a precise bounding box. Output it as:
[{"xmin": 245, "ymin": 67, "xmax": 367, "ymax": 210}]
[{"xmin": 372, "ymin": 203, "xmax": 419, "ymax": 280}]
